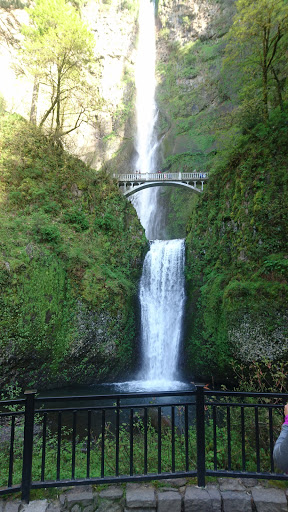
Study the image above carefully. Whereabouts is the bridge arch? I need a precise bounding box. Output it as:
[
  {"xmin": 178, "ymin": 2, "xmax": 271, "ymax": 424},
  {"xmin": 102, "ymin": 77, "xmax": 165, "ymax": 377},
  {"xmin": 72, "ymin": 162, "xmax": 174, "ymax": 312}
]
[
  {"xmin": 123, "ymin": 181, "xmax": 202, "ymax": 197},
  {"xmin": 114, "ymin": 172, "xmax": 209, "ymax": 197}
]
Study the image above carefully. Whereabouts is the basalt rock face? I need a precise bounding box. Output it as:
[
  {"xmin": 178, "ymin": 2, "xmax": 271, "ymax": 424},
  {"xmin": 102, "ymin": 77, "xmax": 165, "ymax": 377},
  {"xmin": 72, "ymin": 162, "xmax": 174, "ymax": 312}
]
[
  {"xmin": 78, "ymin": 1, "xmax": 139, "ymax": 173},
  {"xmin": 154, "ymin": 1, "xmax": 288, "ymax": 382},
  {"xmin": 0, "ymin": 1, "xmax": 236, "ymax": 177},
  {"xmin": 150, "ymin": 0, "xmax": 238, "ymax": 240},
  {"xmin": 155, "ymin": 0, "xmax": 236, "ymax": 172}
]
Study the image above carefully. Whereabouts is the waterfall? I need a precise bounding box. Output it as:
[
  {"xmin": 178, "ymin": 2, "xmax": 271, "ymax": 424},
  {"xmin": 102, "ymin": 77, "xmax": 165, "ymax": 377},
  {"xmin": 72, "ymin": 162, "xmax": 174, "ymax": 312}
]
[
  {"xmin": 138, "ymin": 239, "xmax": 186, "ymax": 385},
  {"xmin": 130, "ymin": 0, "xmax": 161, "ymax": 240},
  {"xmin": 117, "ymin": 0, "xmax": 187, "ymax": 392}
]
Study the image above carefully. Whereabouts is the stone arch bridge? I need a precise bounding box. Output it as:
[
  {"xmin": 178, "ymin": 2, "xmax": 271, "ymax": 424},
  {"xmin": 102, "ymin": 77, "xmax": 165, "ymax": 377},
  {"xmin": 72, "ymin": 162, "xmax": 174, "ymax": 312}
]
[{"xmin": 113, "ymin": 172, "xmax": 209, "ymax": 197}]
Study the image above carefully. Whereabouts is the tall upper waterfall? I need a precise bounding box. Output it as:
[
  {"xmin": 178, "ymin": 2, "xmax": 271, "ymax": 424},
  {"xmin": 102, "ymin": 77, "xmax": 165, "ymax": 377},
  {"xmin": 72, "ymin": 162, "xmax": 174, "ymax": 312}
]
[
  {"xmin": 135, "ymin": 0, "xmax": 157, "ymax": 175},
  {"xmin": 131, "ymin": 0, "xmax": 161, "ymax": 240}
]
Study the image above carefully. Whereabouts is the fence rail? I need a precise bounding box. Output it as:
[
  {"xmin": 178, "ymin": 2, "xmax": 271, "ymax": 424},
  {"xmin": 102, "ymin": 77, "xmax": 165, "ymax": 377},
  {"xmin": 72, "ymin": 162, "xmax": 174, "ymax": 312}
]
[{"xmin": 0, "ymin": 386, "xmax": 287, "ymax": 503}]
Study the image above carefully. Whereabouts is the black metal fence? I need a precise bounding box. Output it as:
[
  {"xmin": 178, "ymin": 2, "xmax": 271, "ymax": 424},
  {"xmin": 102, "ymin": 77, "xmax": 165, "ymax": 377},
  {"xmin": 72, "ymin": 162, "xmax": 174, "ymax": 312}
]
[{"xmin": 0, "ymin": 386, "xmax": 287, "ymax": 503}]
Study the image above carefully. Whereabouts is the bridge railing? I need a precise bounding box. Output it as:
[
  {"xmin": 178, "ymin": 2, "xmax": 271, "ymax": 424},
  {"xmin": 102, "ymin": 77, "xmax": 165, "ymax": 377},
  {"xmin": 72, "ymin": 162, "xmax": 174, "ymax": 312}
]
[
  {"xmin": 0, "ymin": 387, "xmax": 286, "ymax": 503},
  {"xmin": 113, "ymin": 172, "xmax": 209, "ymax": 182}
]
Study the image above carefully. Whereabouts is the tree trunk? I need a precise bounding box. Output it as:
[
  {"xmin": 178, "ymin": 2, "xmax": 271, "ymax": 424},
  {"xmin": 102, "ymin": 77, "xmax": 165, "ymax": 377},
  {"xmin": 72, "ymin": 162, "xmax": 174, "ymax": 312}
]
[
  {"xmin": 30, "ymin": 76, "xmax": 39, "ymax": 125},
  {"xmin": 271, "ymin": 66, "xmax": 284, "ymax": 112},
  {"xmin": 262, "ymin": 67, "xmax": 269, "ymax": 121},
  {"xmin": 56, "ymin": 69, "xmax": 61, "ymax": 139}
]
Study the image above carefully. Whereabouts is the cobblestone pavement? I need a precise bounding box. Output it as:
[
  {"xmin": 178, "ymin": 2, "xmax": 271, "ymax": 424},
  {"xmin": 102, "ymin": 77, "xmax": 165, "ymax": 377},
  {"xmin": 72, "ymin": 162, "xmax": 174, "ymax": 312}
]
[{"xmin": 1, "ymin": 478, "xmax": 288, "ymax": 512}]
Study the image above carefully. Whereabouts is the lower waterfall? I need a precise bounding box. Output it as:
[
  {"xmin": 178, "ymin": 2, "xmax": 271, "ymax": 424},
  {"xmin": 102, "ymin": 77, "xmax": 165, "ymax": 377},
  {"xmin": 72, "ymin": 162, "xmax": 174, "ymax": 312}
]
[
  {"xmin": 117, "ymin": 239, "xmax": 187, "ymax": 392},
  {"xmin": 139, "ymin": 239, "xmax": 185, "ymax": 383}
]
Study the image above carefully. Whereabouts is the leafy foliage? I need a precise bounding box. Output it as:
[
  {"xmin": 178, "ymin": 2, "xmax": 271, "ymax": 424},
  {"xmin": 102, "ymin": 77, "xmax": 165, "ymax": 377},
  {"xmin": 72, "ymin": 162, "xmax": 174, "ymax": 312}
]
[
  {"xmin": 224, "ymin": 0, "xmax": 288, "ymax": 120},
  {"xmin": 185, "ymin": 110, "xmax": 288, "ymax": 382},
  {"xmin": 0, "ymin": 113, "xmax": 147, "ymax": 388},
  {"xmin": 19, "ymin": 0, "xmax": 99, "ymax": 143}
]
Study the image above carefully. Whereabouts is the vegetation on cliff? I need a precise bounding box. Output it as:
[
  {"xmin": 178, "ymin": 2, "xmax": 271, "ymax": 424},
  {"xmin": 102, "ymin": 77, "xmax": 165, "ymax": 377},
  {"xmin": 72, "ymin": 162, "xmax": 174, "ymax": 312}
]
[
  {"xmin": 0, "ymin": 113, "xmax": 147, "ymax": 388},
  {"xmin": 185, "ymin": 109, "xmax": 288, "ymax": 380}
]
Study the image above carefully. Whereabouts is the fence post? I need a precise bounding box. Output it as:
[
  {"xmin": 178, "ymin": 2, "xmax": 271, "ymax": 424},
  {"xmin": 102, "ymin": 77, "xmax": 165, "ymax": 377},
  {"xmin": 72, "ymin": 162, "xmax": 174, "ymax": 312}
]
[
  {"xmin": 196, "ymin": 385, "xmax": 206, "ymax": 487},
  {"xmin": 21, "ymin": 390, "xmax": 37, "ymax": 503}
]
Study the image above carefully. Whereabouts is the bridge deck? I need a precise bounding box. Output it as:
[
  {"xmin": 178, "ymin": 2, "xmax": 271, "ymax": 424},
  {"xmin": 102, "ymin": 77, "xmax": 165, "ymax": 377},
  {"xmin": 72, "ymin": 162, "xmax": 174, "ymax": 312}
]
[
  {"xmin": 114, "ymin": 172, "xmax": 208, "ymax": 182},
  {"xmin": 113, "ymin": 172, "xmax": 209, "ymax": 196}
]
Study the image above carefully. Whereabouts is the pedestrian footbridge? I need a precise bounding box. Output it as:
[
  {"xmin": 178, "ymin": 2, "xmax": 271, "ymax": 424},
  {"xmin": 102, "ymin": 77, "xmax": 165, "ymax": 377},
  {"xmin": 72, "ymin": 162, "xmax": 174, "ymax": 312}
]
[{"xmin": 113, "ymin": 172, "xmax": 209, "ymax": 197}]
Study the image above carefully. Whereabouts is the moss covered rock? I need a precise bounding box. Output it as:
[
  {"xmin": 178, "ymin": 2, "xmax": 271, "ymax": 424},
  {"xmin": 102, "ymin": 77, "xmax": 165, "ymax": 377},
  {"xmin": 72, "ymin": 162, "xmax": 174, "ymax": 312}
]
[
  {"xmin": 185, "ymin": 111, "xmax": 288, "ymax": 381},
  {"xmin": 0, "ymin": 114, "xmax": 147, "ymax": 389}
]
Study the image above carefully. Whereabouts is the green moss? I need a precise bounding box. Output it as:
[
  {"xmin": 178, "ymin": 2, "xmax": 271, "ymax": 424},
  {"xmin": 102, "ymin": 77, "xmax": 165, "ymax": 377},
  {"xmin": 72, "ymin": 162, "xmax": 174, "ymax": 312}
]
[
  {"xmin": 185, "ymin": 110, "xmax": 288, "ymax": 381},
  {"xmin": 0, "ymin": 113, "xmax": 147, "ymax": 388}
]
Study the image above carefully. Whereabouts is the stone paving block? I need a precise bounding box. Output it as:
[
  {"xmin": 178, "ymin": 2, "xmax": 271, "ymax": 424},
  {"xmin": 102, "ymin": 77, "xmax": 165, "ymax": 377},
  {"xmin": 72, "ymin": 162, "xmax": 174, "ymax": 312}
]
[
  {"xmin": 0, "ymin": 502, "xmax": 4, "ymax": 512},
  {"xmin": 222, "ymin": 491, "xmax": 252, "ymax": 512},
  {"xmin": 218, "ymin": 478, "xmax": 246, "ymax": 492},
  {"xmin": 99, "ymin": 486, "xmax": 123, "ymax": 500},
  {"xmin": 161, "ymin": 478, "xmax": 187, "ymax": 487},
  {"xmin": 157, "ymin": 490, "xmax": 182, "ymax": 512},
  {"xmin": 97, "ymin": 503, "xmax": 123, "ymax": 512},
  {"xmin": 21, "ymin": 500, "xmax": 48, "ymax": 512},
  {"xmin": 126, "ymin": 485, "xmax": 156, "ymax": 508},
  {"xmin": 252, "ymin": 488, "xmax": 288, "ymax": 512},
  {"xmin": 159, "ymin": 487, "xmax": 178, "ymax": 492},
  {"xmin": 70, "ymin": 505, "xmax": 81, "ymax": 512},
  {"xmin": 206, "ymin": 484, "xmax": 222, "ymax": 512},
  {"xmin": 4, "ymin": 502, "xmax": 21, "ymax": 512},
  {"xmin": 59, "ymin": 494, "xmax": 66, "ymax": 509},
  {"xmin": 66, "ymin": 489, "xmax": 95, "ymax": 509},
  {"xmin": 241, "ymin": 478, "xmax": 258, "ymax": 488},
  {"xmin": 47, "ymin": 502, "xmax": 62, "ymax": 512},
  {"xmin": 124, "ymin": 509, "xmax": 155, "ymax": 512},
  {"xmin": 82, "ymin": 505, "xmax": 96, "ymax": 512},
  {"xmin": 69, "ymin": 486, "xmax": 94, "ymax": 494},
  {"xmin": 184, "ymin": 486, "xmax": 213, "ymax": 512}
]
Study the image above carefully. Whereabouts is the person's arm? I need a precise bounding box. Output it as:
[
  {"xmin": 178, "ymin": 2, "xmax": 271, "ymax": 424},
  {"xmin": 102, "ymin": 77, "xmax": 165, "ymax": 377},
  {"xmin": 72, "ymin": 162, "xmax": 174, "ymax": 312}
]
[{"xmin": 273, "ymin": 404, "xmax": 288, "ymax": 473}]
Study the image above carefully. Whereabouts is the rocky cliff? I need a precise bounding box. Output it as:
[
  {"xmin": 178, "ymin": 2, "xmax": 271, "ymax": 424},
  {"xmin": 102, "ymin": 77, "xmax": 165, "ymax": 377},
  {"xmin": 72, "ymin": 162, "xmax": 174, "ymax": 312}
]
[
  {"xmin": 185, "ymin": 111, "xmax": 288, "ymax": 381},
  {"xmin": 1, "ymin": 0, "xmax": 287, "ymax": 388}
]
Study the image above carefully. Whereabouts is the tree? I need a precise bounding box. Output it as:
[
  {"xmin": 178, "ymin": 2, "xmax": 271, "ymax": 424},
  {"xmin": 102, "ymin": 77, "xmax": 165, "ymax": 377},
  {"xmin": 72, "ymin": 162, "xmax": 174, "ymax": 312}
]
[
  {"xmin": 224, "ymin": 0, "xmax": 288, "ymax": 121},
  {"xmin": 20, "ymin": 0, "xmax": 99, "ymax": 143}
]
